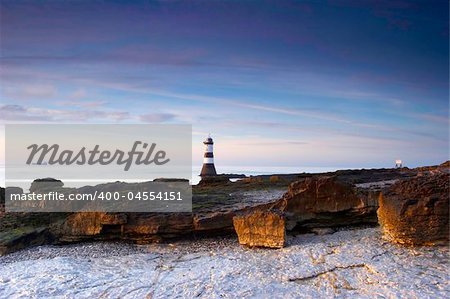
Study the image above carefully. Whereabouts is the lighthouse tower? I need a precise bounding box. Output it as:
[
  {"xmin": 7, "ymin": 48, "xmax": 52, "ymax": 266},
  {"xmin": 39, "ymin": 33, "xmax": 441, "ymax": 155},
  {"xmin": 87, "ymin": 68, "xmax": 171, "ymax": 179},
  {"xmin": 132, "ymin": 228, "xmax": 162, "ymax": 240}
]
[{"xmin": 200, "ymin": 135, "xmax": 217, "ymax": 177}]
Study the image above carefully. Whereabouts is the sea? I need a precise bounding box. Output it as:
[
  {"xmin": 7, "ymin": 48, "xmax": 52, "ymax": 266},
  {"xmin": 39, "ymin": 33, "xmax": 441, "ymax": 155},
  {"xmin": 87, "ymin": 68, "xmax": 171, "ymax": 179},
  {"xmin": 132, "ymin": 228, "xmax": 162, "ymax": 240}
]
[{"xmin": 1, "ymin": 165, "xmax": 350, "ymax": 190}]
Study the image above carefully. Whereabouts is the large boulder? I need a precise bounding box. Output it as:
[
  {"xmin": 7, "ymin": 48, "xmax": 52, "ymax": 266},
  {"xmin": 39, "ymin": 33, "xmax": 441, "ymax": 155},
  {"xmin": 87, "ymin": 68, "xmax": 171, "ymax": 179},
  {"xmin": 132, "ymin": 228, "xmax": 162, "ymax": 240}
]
[
  {"xmin": 277, "ymin": 176, "xmax": 379, "ymax": 230},
  {"xmin": 233, "ymin": 210, "xmax": 285, "ymax": 248},
  {"xmin": 377, "ymin": 172, "xmax": 449, "ymax": 245}
]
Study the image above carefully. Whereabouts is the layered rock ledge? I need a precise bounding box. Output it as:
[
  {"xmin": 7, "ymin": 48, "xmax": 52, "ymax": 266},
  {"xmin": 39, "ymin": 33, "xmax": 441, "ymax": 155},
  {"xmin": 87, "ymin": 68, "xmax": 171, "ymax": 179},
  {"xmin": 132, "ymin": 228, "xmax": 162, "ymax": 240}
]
[{"xmin": 276, "ymin": 176, "xmax": 380, "ymax": 230}]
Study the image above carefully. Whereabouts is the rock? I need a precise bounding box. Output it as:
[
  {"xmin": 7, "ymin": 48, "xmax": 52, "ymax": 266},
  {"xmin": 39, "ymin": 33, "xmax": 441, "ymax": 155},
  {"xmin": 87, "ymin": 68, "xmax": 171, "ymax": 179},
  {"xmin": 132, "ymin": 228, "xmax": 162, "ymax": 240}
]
[
  {"xmin": 194, "ymin": 211, "xmax": 235, "ymax": 232},
  {"xmin": 3, "ymin": 187, "xmax": 24, "ymax": 214},
  {"xmin": 0, "ymin": 175, "xmax": 382, "ymax": 253},
  {"xmin": 439, "ymin": 160, "xmax": 450, "ymax": 168},
  {"xmin": 310, "ymin": 227, "xmax": 335, "ymax": 235},
  {"xmin": 53, "ymin": 212, "xmax": 127, "ymax": 241},
  {"xmin": 53, "ymin": 212, "xmax": 194, "ymax": 243},
  {"xmin": 153, "ymin": 178, "xmax": 190, "ymax": 183},
  {"xmin": 277, "ymin": 176, "xmax": 379, "ymax": 230},
  {"xmin": 233, "ymin": 210, "xmax": 285, "ymax": 248},
  {"xmin": 0, "ymin": 226, "xmax": 52, "ymax": 256},
  {"xmin": 416, "ymin": 160, "xmax": 450, "ymax": 173},
  {"xmin": 0, "ymin": 187, "xmax": 4, "ymax": 215},
  {"xmin": 29, "ymin": 178, "xmax": 64, "ymax": 193},
  {"xmin": 193, "ymin": 196, "xmax": 282, "ymax": 233},
  {"xmin": 269, "ymin": 175, "xmax": 281, "ymax": 183},
  {"xmin": 198, "ymin": 176, "xmax": 230, "ymax": 186},
  {"xmin": 55, "ymin": 212, "xmax": 108, "ymax": 240},
  {"xmin": 5, "ymin": 187, "xmax": 23, "ymax": 194},
  {"xmin": 377, "ymin": 172, "xmax": 449, "ymax": 245},
  {"xmin": 332, "ymin": 168, "xmax": 416, "ymax": 185},
  {"xmin": 122, "ymin": 213, "xmax": 193, "ymax": 243},
  {"xmin": 1, "ymin": 164, "xmax": 440, "ymax": 254}
]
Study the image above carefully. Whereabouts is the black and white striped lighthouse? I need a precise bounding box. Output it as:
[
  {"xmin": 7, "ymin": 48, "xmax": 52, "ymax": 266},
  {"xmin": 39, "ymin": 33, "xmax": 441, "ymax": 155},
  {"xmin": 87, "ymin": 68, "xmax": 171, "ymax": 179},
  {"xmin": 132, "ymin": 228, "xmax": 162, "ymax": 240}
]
[{"xmin": 200, "ymin": 135, "xmax": 217, "ymax": 177}]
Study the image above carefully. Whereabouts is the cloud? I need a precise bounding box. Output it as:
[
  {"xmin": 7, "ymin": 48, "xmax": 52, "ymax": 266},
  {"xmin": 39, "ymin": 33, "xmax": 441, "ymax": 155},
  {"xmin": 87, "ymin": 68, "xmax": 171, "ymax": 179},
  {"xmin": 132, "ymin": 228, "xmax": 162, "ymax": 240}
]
[
  {"xmin": 0, "ymin": 45, "xmax": 208, "ymax": 69},
  {"xmin": 411, "ymin": 113, "xmax": 450, "ymax": 125},
  {"xmin": 0, "ymin": 104, "xmax": 51, "ymax": 121},
  {"xmin": 139, "ymin": 113, "xmax": 176, "ymax": 123},
  {"xmin": 0, "ymin": 104, "xmax": 130, "ymax": 122},
  {"xmin": 3, "ymin": 84, "xmax": 57, "ymax": 99},
  {"xmin": 0, "ymin": 104, "xmax": 26, "ymax": 113},
  {"xmin": 59, "ymin": 100, "xmax": 108, "ymax": 108},
  {"xmin": 39, "ymin": 76, "xmax": 442, "ymax": 139},
  {"xmin": 239, "ymin": 140, "xmax": 308, "ymax": 146},
  {"xmin": 69, "ymin": 88, "xmax": 86, "ymax": 99},
  {"xmin": 107, "ymin": 111, "xmax": 129, "ymax": 121},
  {"xmin": 71, "ymin": 81, "xmax": 354, "ymax": 124}
]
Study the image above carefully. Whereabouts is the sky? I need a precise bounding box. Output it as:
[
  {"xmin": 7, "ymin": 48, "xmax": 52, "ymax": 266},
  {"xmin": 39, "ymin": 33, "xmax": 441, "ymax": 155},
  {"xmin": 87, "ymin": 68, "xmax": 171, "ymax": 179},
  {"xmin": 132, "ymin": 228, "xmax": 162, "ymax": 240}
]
[{"xmin": 0, "ymin": 0, "xmax": 448, "ymax": 170}]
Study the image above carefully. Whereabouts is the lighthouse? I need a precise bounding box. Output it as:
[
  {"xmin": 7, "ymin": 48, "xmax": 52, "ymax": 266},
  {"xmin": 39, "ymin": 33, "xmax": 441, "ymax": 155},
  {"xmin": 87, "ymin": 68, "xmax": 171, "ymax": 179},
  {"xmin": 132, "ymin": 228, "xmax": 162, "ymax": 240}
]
[{"xmin": 200, "ymin": 135, "xmax": 217, "ymax": 177}]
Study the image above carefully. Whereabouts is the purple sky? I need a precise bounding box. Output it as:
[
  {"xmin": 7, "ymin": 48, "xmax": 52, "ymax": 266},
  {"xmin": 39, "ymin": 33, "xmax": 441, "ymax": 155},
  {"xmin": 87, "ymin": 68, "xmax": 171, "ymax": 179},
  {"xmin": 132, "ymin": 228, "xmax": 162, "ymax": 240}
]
[{"xmin": 0, "ymin": 0, "xmax": 448, "ymax": 169}]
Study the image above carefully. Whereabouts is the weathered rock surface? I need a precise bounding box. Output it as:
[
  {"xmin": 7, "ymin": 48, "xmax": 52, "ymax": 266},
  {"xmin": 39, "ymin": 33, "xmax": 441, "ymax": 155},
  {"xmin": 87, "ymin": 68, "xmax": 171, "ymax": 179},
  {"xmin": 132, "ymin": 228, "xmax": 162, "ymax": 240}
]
[
  {"xmin": 277, "ymin": 176, "xmax": 379, "ymax": 230},
  {"xmin": 0, "ymin": 226, "xmax": 52, "ymax": 256},
  {"xmin": 233, "ymin": 210, "xmax": 285, "ymax": 248},
  {"xmin": 378, "ymin": 172, "xmax": 449, "ymax": 245},
  {"xmin": 1, "ymin": 228, "xmax": 448, "ymax": 298},
  {"xmin": 52, "ymin": 212, "xmax": 194, "ymax": 243},
  {"xmin": 54, "ymin": 212, "xmax": 127, "ymax": 242}
]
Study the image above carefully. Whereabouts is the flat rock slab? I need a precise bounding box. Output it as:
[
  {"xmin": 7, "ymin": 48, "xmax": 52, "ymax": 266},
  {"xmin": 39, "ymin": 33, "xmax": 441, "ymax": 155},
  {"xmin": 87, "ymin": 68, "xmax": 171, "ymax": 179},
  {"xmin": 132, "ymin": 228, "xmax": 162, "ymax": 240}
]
[{"xmin": 1, "ymin": 228, "xmax": 448, "ymax": 298}]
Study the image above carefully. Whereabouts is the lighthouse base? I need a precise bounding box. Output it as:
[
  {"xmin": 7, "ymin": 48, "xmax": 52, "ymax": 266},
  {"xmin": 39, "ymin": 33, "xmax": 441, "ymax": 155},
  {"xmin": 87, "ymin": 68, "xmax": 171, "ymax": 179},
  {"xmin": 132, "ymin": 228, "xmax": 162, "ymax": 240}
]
[{"xmin": 200, "ymin": 163, "xmax": 217, "ymax": 177}]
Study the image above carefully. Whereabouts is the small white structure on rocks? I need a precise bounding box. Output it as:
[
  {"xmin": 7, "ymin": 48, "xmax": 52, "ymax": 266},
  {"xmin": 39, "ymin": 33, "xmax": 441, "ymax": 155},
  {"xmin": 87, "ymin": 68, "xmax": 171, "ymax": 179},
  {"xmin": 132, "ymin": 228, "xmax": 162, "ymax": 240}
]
[{"xmin": 395, "ymin": 159, "xmax": 403, "ymax": 168}]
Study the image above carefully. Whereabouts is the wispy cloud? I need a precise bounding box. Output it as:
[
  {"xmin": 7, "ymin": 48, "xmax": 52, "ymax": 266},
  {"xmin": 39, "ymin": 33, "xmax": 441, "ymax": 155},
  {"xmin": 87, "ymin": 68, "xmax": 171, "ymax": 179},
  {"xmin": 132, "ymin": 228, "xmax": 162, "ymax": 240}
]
[
  {"xmin": 58, "ymin": 100, "xmax": 108, "ymax": 108},
  {"xmin": 2, "ymin": 84, "xmax": 57, "ymax": 99},
  {"xmin": 0, "ymin": 104, "xmax": 130, "ymax": 122},
  {"xmin": 69, "ymin": 88, "xmax": 87, "ymax": 99},
  {"xmin": 139, "ymin": 113, "xmax": 177, "ymax": 123},
  {"xmin": 410, "ymin": 112, "xmax": 450, "ymax": 125}
]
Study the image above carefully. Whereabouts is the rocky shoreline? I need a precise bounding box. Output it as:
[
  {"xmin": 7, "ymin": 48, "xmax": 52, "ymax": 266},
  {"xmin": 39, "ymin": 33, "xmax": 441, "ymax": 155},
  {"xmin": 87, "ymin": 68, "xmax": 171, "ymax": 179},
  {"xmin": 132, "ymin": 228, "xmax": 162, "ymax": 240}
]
[
  {"xmin": 1, "ymin": 162, "xmax": 449, "ymax": 254},
  {"xmin": 1, "ymin": 162, "xmax": 449, "ymax": 297}
]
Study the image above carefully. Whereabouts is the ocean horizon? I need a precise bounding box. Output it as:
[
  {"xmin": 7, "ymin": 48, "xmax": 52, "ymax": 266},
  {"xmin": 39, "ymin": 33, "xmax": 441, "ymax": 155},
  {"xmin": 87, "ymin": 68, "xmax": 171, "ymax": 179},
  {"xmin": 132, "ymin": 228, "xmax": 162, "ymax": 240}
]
[{"xmin": 1, "ymin": 165, "xmax": 365, "ymax": 190}]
